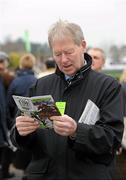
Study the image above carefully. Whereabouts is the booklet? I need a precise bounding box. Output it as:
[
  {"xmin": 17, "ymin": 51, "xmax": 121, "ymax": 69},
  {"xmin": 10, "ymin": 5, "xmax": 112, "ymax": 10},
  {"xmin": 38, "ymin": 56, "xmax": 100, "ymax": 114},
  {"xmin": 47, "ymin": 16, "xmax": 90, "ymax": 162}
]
[{"xmin": 13, "ymin": 95, "xmax": 66, "ymax": 129}]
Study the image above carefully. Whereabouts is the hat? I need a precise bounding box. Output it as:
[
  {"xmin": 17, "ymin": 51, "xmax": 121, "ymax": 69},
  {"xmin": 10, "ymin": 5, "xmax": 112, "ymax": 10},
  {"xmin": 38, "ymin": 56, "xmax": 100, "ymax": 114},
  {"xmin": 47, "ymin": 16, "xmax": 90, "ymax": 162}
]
[{"xmin": 0, "ymin": 52, "xmax": 9, "ymax": 62}]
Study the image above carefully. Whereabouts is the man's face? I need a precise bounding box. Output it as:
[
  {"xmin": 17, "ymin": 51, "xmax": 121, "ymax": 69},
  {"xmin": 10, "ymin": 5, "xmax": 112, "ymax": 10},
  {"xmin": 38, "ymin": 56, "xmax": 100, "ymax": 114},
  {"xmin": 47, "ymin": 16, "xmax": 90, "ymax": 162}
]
[
  {"xmin": 52, "ymin": 37, "xmax": 86, "ymax": 76},
  {"xmin": 0, "ymin": 61, "xmax": 6, "ymax": 75},
  {"xmin": 88, "ymin": 49, "xmax": 104, "ymax": 72}
]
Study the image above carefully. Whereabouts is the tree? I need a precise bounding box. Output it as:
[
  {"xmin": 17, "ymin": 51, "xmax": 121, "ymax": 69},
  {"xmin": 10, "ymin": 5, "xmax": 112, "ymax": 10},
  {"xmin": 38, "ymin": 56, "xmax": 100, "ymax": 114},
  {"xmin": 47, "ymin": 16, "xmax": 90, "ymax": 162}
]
[{"xmin": 9, "ymin": 52, "xmax": 20, "ymax": 70}]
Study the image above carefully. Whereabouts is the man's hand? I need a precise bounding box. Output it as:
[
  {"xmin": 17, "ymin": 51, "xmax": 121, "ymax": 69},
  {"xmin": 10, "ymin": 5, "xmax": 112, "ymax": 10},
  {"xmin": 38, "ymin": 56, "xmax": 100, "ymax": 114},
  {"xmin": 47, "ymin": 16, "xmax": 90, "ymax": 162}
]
[
  {"xmin": 50, "ymin": 114, "xmax": 77, "ymax": 136},
  {"xmin": 16, "ymin": 116, "xmax": 40, "ymax": 136}
]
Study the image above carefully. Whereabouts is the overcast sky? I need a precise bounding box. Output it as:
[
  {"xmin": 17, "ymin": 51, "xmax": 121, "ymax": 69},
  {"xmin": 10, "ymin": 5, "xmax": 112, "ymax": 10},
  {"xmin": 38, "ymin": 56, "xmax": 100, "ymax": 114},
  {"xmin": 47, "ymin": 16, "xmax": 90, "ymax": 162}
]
[{"xmin": 0, "ymin": 0, "xmax": 126, "ymax": 47}]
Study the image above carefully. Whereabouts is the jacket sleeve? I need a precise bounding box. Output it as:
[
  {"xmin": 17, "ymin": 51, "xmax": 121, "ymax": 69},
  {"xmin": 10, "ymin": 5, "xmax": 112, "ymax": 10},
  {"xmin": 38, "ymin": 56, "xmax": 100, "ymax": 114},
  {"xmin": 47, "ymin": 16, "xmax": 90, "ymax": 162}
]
[
  {"xmin": 69, "ymin": 80, "xmax": 124, "ymax": 157},
  {"xmin": 10, "ymin": 82, "xmax": 38, "ymax": 150}
]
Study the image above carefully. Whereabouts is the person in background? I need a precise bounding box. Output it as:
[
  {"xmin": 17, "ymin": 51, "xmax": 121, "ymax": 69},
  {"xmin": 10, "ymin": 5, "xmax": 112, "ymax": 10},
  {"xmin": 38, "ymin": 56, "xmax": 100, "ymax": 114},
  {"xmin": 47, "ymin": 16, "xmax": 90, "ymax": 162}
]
[
  {"xmin": 37, "ymin": 58, "xmax": 56, "ymax": 78},
  {"xmin": 7, "ymin": 53, "xmax": 37, "ymax": 174},
  {"xmin": 87, "ymin": 47, "xmax": 105, "ymax": 72},
  {"xmin": 115, "ymin": 70, "xmax": 126, "ymax": 179},
  {"xmin": 10, "ymin": 20, "xmax": 123, "ymax": 180},
  {"xmin": 120, "ymin": 70, "xmax": 126, "ymax": 119},
  {"xmin": 0, "ymin": 51, "xmax": 15, "ymax": 179},
  {"xmin": 7, "ymin": 53, "xmax": 37, "ymax": 122}
]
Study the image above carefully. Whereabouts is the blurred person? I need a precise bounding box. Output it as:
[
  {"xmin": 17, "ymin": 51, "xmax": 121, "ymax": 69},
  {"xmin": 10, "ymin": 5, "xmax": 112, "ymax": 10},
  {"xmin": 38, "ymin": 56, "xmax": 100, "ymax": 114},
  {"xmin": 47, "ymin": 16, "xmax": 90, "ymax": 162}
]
[
  {"xmin": 7, "ymin": 53, "xmax": 37, "ymax": 121},
  {"xmin": 0, "ymin": 52, "xmax": 15, "ymax": 179},
  {"xmin": 7, "ymin": 53, "xmax": 37, "ymax": 175},
  {"xmin": 10, "ymin": 20, "xmax": 123, "ymax": 180},
  {"xmin": 120, "ymin": 70, "xmax": 126, "ymax": 116},
  {"xmin": 87, "ymin": 47, "xmax": 105, "ymax": 72},
  {"xmin": 37, "ymin": 58, "xmax": 56, "ymax": 78},
  {"xmin": 115, "ymin": 70, "xmax": 126, "ymax": 179}
]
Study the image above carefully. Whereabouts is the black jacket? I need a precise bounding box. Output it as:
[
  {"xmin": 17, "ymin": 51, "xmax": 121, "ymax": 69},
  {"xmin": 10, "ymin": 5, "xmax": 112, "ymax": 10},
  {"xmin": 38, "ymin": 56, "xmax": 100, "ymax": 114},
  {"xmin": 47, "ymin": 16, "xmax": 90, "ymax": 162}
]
[{"xmin": 11, "ymin": 53, "xmax": 124, "ymax": 180}]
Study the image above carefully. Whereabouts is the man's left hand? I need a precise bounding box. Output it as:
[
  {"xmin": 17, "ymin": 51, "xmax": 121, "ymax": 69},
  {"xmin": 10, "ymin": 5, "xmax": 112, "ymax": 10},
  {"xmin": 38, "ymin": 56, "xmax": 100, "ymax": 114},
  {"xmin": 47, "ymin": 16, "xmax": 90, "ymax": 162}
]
[{"xmin": 50, "ymin": 114, "xmax": 77, "ymax": 136}]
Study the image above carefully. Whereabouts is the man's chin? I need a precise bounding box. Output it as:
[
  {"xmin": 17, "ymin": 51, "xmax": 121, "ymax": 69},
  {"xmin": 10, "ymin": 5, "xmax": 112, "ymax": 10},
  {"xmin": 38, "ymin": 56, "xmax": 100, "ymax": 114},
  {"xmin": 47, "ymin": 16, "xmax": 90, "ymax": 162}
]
[
  {"xmin": 64, "ymin": 71, "xmax": 74, "ymax": 76},
  {"xmin": 62, "ymin": 69, "xmax": 75, "ymax": 76}
]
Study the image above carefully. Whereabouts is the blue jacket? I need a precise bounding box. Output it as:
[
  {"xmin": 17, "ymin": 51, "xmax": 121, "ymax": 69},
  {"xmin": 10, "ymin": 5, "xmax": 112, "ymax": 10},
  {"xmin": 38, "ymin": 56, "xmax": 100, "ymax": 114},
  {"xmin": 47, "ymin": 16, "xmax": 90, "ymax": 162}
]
[
  {"xmin": 0, "ymin": 78, "xmax": 8, "ymax": 147},
  {"xmin": 7, "ymin": 69, "xmax": 37, "ymax": 125}
]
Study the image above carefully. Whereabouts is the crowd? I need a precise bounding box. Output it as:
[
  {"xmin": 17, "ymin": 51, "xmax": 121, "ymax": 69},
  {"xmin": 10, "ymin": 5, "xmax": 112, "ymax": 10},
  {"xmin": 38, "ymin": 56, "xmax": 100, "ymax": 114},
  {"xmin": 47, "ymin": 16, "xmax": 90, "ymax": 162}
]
[{"xmin": 0, "ymin": 19, "xmax": 126, "ymax": 180}]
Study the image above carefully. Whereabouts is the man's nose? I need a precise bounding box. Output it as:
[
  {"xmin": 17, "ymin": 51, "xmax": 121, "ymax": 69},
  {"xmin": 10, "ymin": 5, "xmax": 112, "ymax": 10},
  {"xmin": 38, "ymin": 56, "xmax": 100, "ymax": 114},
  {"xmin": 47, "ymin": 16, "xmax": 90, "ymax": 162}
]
[{"xmin": 61, "ymin": 53, "xmax": 68, "ymax": 62}]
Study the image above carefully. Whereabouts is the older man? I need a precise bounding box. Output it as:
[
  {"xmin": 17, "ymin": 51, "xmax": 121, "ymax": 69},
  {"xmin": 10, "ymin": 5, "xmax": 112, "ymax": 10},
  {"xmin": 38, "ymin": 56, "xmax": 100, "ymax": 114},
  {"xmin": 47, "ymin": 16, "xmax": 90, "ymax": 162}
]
[
  {"xmin": 10, "ymin": 20, "xmax": 123, "ymax": 180},
  {"xmin": 87, "ymin": 47, "xmax": 105, "ymax": 72}
]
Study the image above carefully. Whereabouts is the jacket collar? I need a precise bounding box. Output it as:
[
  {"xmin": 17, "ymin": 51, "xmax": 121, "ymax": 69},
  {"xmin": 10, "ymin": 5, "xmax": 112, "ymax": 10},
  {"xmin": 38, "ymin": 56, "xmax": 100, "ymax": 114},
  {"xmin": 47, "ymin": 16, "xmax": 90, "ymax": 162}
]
[
  {"xmin": 17, "ymin": 69, "xmax": 35, "ymax": 76},
  {"xmin": 55, "ymin": 53, "xmax": 92, "ymax": 81}
]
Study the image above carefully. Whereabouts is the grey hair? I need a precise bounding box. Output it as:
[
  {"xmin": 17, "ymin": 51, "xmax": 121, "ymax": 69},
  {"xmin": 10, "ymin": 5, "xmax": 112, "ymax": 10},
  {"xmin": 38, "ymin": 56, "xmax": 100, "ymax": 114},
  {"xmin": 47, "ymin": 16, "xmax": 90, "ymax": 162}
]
[
  {"xmin": 48, "ymin": 20, "xmax": 85, "ymax": 49},
  {"xmin": 87, "ymin": 47, "xmax": 106, "ymax": 61}
]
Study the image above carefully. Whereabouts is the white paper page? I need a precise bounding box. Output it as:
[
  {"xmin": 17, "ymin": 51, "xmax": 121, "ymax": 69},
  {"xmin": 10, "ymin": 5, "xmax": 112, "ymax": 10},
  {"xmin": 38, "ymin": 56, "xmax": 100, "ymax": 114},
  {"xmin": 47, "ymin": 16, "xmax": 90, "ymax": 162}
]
[
  {"xmin": 12, "ymin": 95, "xmax": 35, "ymax": 112},
  {"xmin": 79, "ymin": 99, "xmax": 100, "ymax": 125}
]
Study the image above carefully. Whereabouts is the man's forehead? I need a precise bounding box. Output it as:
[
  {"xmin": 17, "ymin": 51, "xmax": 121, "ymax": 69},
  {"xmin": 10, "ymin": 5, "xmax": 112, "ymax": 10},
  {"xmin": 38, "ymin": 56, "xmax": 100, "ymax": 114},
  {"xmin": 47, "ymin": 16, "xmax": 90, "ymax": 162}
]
[
  {"xmin": 54, "ymin": 46, "xmax": 75, "ymax": 52},
  {"xmin": 88, "ymin": 49, "xmax": 102, "ymax": 55}
]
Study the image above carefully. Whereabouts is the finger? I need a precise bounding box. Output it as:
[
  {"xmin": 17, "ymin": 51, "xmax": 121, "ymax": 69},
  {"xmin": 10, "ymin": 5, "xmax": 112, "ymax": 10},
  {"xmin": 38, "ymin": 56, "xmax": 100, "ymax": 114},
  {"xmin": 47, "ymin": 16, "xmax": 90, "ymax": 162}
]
[
  {"xmin": 17, "ymin": 123, "xmax": 40, "ymax": 133},
  {"xmin": 53, "ymin": 125, "xmax": 64, "ymax": 133},
  {"xmin": 17, "ymin": 123, "xmax": 40, "ymax": 129},
  {"xmin": 54, "ymin": 120, "xmax": 74, "ymax": 130},
  {"xmin": 16, "ymin": 116, "xmax": 35, "ymax": 122},
  {"xmin": 16, "ymin": 120, "xmax": 40, "ymax": 129},
  {"xmin": 16, "ymin": 123, "xmax": 39, "ymax": 131},
  {"xmin": 18, "ymin": 129, "xmax": 38, "ymax": 136},
  {"xmin": 53, "ymin": 120, "xmax": 66, "ymax": 127},
  {"xmin": 50, "ymin": 116, "xmax": 63, "ymax": 121},
  {"xmin": 53, "ymin": 123, "xmax": 70, "ymax": 133},
  {"xmin": 54, "ymin": 127, "xmax": 68, "ymax": 136},
  {"xmin": 16, "ymin": 120, "xmax": 39, "ymax": 127}
]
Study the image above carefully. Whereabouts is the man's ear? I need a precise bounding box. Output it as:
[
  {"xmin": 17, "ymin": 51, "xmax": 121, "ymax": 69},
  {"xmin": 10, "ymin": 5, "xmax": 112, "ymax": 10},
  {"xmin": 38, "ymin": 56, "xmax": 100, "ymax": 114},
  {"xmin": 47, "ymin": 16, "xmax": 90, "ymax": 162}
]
[{"xmin": 81, "ymin": 40, "xmax": 86, "ymax": 53}]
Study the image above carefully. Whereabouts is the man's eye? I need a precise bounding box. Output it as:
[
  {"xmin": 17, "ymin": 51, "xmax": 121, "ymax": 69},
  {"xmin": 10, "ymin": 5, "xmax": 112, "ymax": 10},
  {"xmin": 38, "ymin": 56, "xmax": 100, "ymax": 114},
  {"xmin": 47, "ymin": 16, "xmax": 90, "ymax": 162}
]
[
  {"xmin": 55, "ymin": 53, "xmax": 61, "ymax": 57},
  {"xmin": 65, "ymin": 50, "xmax": 74, "ymax": 55},
  {"xmin": 67, "ymin": 52, "xmax": 72, "ymax": 54}
]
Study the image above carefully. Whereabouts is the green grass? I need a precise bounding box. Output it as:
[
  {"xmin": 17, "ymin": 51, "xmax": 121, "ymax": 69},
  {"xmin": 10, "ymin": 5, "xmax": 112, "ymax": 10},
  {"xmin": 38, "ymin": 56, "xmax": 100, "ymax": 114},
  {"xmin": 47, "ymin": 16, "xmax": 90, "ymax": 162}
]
[{"xmin": 102, "ymin": 69, "xmax": 123, "ymax": 80}]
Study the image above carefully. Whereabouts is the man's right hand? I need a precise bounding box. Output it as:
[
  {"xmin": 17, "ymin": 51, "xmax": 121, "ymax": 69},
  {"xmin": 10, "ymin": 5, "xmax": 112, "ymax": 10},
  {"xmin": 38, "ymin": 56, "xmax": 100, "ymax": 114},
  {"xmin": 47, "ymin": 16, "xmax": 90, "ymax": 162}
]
[{"xmin": 16, "ymin": 116, "xmax": 40, "ymax": 136}]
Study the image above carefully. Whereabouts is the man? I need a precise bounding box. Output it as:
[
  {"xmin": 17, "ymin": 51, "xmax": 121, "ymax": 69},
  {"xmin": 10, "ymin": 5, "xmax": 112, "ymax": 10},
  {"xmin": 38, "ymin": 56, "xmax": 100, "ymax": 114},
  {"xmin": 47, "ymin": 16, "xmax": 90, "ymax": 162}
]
[
  {"xmin": 10, "ymin": 20, "xmax": 123, "ymax": 180},
  {"xmin": 87, "ymin": 47, "xmax": 105, "ymax": 72},
  {"xmin": 37, "ymin": 58, "xmax": 56, "ymax": 78},
  {"xmin": 0, "ymin": 52, "xmax": 15, "ymax": 179}
]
